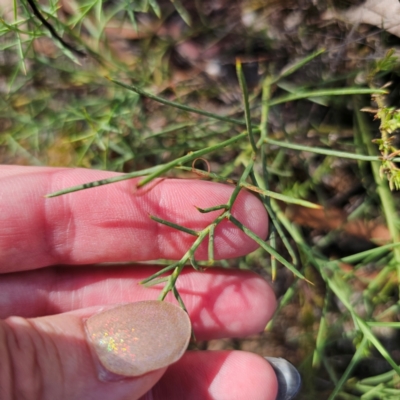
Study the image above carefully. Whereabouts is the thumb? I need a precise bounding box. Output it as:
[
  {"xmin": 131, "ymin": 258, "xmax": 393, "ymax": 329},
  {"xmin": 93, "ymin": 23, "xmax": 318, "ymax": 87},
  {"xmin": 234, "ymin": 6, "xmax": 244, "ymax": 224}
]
[{"xmin": 1, "ymin": 301, "xmax": 191, "ymax": 400}]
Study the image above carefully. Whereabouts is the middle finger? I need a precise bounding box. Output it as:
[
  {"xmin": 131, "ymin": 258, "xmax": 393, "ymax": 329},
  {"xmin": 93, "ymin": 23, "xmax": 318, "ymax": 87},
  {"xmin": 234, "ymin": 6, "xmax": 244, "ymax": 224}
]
[{"xmin": 0, "ymin": 265, "xmax": 276, "ymax": 340}]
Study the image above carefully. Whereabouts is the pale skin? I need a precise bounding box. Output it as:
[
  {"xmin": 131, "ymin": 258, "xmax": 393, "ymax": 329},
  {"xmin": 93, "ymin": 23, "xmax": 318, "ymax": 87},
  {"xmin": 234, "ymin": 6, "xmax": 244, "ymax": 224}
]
[{"xmin": 0, "ymin": 165, "xmax": 278, "ymax": 400}]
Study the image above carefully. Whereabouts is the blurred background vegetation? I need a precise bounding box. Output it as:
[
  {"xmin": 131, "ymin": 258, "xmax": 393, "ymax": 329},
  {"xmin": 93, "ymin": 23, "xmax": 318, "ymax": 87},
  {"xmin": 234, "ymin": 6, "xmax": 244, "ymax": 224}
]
[{"xmin": 2, "ymin": 0, "xmax": 400, "ymax": 398}]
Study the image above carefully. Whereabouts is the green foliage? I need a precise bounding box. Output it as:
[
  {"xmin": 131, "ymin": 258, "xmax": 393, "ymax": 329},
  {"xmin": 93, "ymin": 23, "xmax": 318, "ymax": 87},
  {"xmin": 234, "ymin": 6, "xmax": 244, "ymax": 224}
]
[
  {"xmin": 364, "ymin": 50, "xmax": 400, "ymax": 190},
  {"xmin": 368, "ymin": 49, "xmax": 399, "ymax": 79},
  {"xmin": 3, "ymin": 2, "xmax": 400, "ymax": 398},
  {"xmin": 374, "ymin": 104, "xmax": 400, "ymax": 190}
]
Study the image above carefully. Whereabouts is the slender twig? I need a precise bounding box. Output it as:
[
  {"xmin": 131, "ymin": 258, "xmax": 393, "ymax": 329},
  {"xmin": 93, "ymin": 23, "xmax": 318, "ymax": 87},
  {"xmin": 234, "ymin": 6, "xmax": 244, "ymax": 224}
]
[
  {"xmin": 264, "ymin": 137, "xmax": 400, "ymax": 162},
  {"xmin": 46, "ymin": 133, "xmax": 248, "ymax": 197},
  {"xmin": 24, "ymin": 0, "xmax": 86, "ymax": 57},
  {"xmin": 109, "ymin": 78, "xmax": 247, "ymax": 126},
  {"xmin": 236, "ymin": 59, "xmax": 257, "ymax": 152}
]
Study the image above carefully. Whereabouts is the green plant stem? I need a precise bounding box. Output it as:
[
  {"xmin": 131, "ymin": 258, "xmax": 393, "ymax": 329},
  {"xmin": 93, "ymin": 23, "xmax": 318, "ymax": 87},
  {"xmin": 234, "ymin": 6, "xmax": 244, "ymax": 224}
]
[
  {"xmin": 328, "ymin": 272, "xmax": 400, "ymax": 376},
  {"xmin": 264, "ymin": 137, "xmax": 400, "ymax": 162},
  {"xmin": 208, "ymin": 223, "xmax": 215, "ymax": 264},
  {"xmin": 140, "ymin": 262, "xmax": 180, "ymax": 285},
  {"xmin": 360, "ymin": 369, "xmax": 396, "ymax": 385},
  {"xmin": 236, "ymin": 60, "xmax": 257, "ymax": 152},
  {"xmin": 227, "ymin": 156, "xmax": 255, "ymax": 208},
  {"xmin": 312, "ymin": 290, "xmax": 330, "ymax": 369},
  {"xmin": 110, "ymin": 78, "xmax": 247, "ymax": 126},
  {"xmin": 47, "ymin": 132, "xmax": 248, "ymax": 197},
  {"xmin": 328, "ymin": 336, "xmax": 369, "ymax": 400},
  {"xmin": 268, "ymin": 87, "xmax": 387, "ymax": 106},
  {"xmin": 228, "ymin": 214, "xmax": 307, "ymax": 281},
  {"xmin": 178, "ymin": 166, "xmax": 320, "ymax": 209},
  {"xmin": 150, "ymin": 215, "xmax": 199, "ymax": 236},
  {"xmin": 158, "ymin": 228, "xmax": 210, "ymax": 300},
  {"xmin": 268, "ymin": 198, "xmax": 300, "ymax": 264},
  {"xmin": 265, "ymin": 284, "xmax": 296, "ymax": 330},
  {"xmin": 273, "ymin": 48, "xmax": 325, "ymax": 82},
  {"xmin": 336, "ymin": 242, "xmax": 400, "ymax": 265},
  {"xmin": 258, "ymin": 75, "xmax": 272, "ymax": 148},
  {"xmin": 137, "ymin": 132, "xmax": 247, "ymax": 187}
]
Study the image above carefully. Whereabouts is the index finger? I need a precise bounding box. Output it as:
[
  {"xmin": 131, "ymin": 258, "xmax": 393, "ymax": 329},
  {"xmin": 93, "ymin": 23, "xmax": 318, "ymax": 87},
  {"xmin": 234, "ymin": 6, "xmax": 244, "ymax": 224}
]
[{"xmin": 0, "ymin": 166, "xmax": 268, "ymax": 273}]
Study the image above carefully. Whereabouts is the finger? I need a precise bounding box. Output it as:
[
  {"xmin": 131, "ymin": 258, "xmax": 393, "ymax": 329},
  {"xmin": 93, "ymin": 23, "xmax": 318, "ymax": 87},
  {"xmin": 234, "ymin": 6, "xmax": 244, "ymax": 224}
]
[
  {"xmin": 0, "ymin": 166, "xmax": 268, "ymax": 273},
  {"xmin": 1, "ymin": 304, "xmax": 278, "ymax": 400},
  {"xmin": 142, "ymin": 351, "xmax": 279, "ymax": 400},
  {"xmin": 0, "ymin": 266, "xmax": 276, "ymax": 340},
  {"xmin": 1, "ymin": 302, "xmax": 191, "ymax": 400}
]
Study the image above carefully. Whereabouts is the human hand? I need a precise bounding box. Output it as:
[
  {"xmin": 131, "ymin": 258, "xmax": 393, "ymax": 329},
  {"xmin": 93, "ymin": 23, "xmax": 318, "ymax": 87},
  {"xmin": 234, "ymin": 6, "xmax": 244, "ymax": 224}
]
[{"xmin": 0, "ymin": 165, "xmax": 280, "ymax": 400}]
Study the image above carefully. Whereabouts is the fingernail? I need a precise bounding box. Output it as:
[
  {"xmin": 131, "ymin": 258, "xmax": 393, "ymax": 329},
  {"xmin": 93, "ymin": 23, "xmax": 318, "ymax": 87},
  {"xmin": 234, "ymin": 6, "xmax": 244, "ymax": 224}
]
[
  {"xmin": 265, "ymin": 357, "xmax": 301, "ymax": 400},
  {"xmin": 85, "ymin": 301, "xmax": 191, "ymax": 381}
]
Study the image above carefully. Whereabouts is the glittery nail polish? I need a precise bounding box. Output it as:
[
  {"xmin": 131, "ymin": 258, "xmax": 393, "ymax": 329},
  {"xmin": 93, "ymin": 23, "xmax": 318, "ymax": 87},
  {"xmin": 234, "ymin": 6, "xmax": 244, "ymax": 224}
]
[{"xmin": 85, "ymin": 301, "xmax": 191, "ymax": 380}]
